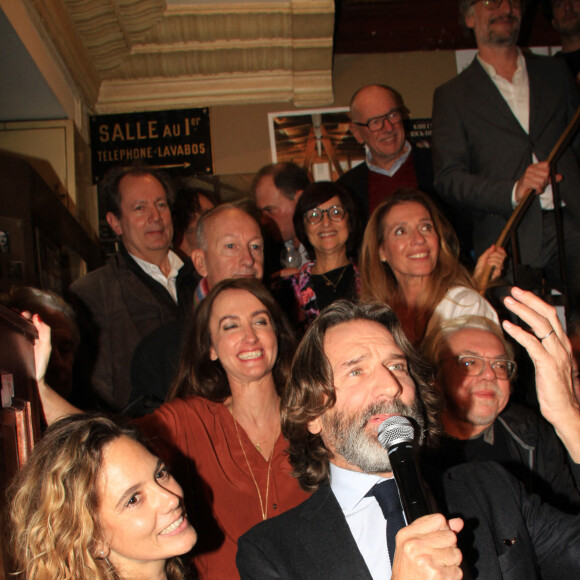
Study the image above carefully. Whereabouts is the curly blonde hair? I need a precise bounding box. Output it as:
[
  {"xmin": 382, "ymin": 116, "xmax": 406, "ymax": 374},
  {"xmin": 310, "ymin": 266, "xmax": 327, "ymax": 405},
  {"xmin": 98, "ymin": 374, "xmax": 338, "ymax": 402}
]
[
  {"xmin": 7, "ymin": 414, "xmax": 187, "ymax": 579},
  {"xmin": 360, "ymin": 189, "xmax": 473, "ymax": 342}
]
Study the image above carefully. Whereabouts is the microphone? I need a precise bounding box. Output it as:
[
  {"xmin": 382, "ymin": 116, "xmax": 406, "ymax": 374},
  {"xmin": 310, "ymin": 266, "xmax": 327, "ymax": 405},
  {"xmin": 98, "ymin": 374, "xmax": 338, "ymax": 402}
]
[{"xmin": 377, "ymin": 415, "xmax": 430, "ymax": 524}]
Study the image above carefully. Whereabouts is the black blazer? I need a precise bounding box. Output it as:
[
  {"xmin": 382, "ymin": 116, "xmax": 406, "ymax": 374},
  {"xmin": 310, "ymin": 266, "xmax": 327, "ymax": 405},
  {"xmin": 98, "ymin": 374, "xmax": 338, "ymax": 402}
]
[
  {"xmin": 432, "ymin": 54, "xmax": 580, "ymax": 264},
  {"xmin": 237, "ymin": 462, "xmax": 580, "ymax": 580}
]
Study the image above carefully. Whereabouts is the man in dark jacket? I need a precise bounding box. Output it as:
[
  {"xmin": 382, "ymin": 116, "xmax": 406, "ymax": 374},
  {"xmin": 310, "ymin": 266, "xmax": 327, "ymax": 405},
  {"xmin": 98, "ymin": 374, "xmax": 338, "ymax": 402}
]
[
  {"xmin": 432, "ymin": 0, "xmax": 580, "ymax": 316},
  {"xmin": 423, "ymin": 314, "xmax": 580, "ymax": 513},
  {"xmin": 68, "ymin": 165, "xmax": 197, "ymax": 412},
  {"xmin": 237, "ymin": 289, "xmax": 580, "ymax": 579},
  {"xmin": 338, "ymin": 84, "xmax": 435, "ymax": 224},
  {"xmin": 339, "ymin": 84, "xmax": 471, "ymax": 259}
]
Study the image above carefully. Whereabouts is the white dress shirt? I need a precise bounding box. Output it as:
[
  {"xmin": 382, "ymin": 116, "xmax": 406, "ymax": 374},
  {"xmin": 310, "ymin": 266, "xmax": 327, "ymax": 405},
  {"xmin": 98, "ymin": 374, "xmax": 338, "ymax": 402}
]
[
  {"xmin": 330, "ymin": 463, "xmax": 402, "ymax": 580},
  {"xmin": 129, "ymin": 249, "xmax": 183, "ymax": 303}
]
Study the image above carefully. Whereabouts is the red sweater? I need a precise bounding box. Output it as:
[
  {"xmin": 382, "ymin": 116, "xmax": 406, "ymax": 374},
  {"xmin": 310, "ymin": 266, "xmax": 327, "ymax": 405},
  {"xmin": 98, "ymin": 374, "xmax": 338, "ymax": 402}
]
[{"xmin": 368, "ymin": 154, "xmax": 418, "ymax": 216}]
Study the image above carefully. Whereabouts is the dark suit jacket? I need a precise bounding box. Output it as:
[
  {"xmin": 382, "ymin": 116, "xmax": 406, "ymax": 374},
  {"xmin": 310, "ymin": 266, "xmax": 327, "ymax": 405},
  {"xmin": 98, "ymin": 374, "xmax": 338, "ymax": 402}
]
[
  {"xmin": 237, "ymin": 462, "xmax": 580, "ymax": 580},
  {"xmin": 68, "ymin": 245, "xmax": 196, "ymax": 411},
  {"xmin": 432, "ymin": 54, "xmax": 580, "ymax": 264}
]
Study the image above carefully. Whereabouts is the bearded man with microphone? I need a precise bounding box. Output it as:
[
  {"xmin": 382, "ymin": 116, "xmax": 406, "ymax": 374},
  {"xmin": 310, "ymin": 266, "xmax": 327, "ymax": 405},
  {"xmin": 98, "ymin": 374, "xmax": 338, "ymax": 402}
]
[{"xmin": 237, "ymin": 289, "xmax": 580, "ymax": 579}]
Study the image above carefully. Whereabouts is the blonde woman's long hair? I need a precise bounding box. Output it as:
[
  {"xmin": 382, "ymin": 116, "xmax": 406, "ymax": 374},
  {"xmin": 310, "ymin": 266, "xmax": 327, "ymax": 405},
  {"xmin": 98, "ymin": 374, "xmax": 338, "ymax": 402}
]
[
  {"xmin": 360, "ymin": 189, "xmax": 473, "ymax": 340},
  {"xmin": 7, "ymin": 414, "xmax": 187, "ymax": 580}
]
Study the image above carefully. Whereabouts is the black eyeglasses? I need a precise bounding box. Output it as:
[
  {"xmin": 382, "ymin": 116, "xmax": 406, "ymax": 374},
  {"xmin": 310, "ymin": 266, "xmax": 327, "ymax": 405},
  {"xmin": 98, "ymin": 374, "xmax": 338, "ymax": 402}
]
[
  {"xmin": 472, "ymin": 0, "xmax": 521, "ymax": 9},
  {"xmin": 452, "ymin": 355, "xmax": 517, "ymax": 380},
  {"xmin": 352, "ymin": 109, "xmax": 404, "ymax": 132},
  {"xmin": 304, "ymin": 205, "xmax": 347, "ymax": 225}
]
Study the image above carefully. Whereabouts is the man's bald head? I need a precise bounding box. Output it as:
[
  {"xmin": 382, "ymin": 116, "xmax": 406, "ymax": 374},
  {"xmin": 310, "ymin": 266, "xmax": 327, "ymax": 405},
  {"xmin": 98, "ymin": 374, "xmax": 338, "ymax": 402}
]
[{"xmin": 349, "ymin": 85, "xmax": 407, "ymax": 171}]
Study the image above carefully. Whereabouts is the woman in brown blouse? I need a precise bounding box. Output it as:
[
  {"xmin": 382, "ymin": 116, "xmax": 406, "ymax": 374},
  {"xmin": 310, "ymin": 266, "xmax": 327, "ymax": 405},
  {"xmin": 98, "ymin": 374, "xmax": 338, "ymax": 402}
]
[{"xmin": 31, "ymin": 278, "xmax": 310, "ymax": 579}]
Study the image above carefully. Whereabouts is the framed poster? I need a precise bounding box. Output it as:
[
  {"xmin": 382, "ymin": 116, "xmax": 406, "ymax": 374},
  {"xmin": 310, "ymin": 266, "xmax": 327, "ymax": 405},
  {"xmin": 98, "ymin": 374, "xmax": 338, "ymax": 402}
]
[{"xmin": 268, "ymin": 107, "xmax": 364, "ymax": 181}]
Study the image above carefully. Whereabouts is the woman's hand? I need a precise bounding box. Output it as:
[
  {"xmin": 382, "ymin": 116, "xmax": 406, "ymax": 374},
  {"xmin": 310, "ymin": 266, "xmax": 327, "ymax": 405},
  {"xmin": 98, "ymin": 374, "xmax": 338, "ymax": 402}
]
[
  {"xmin": 21, "ymin": 312, "xmax": 52, "ymax": 385},
  {"xmin": 22, "ymin": 310, "xmax": 79, "ymax": 424},
  {"xmin": 473, "ymin": 244, "xmax": 507, "ymax": 284}
]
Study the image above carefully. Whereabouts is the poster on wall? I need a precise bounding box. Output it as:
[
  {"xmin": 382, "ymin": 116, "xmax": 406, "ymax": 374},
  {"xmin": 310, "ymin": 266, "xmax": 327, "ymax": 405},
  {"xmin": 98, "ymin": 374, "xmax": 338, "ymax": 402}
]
[
  {"xmin": 90, "ymin": 108, "xmax": 213, "ymax": 183},
  {"xmin": 268, "ymin": 107, "xmax": 364, "ymax": 182},
  {"xmin": 406, "ymin": 118, "xmax": 432, "ymax": 148}
]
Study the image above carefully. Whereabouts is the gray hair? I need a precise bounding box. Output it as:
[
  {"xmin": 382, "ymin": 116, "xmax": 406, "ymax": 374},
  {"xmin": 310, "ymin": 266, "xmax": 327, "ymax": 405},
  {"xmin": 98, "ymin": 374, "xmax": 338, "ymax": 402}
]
[
  {"xmin": 458, "ymin": 0, "xmax": 529, "ymax": 26},
  {"xmin": 422, "ymin": 315, "xmax": 514, "ymax": 374}
]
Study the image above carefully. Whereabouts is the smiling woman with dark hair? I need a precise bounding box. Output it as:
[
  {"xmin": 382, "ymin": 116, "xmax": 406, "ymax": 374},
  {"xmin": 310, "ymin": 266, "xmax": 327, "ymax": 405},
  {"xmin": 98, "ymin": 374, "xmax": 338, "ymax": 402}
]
[
  {"xmin": 287, "ymin": 181, "xmax": 362, "ymax": 333},
  {"xmin": 30, "ymin": 278, "xmax": 309, "ymax": 580}
]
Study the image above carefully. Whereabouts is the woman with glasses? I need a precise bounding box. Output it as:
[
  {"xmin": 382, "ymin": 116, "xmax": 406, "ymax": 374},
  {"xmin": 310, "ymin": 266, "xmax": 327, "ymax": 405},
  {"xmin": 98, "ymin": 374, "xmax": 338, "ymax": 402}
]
[
  {"xmin": 286, "ymin": 181, "xmax": 362, "ymax": 333},
  {"xmin": 360, "ymin": 188, "xmax": 503, "ymax": 344}
]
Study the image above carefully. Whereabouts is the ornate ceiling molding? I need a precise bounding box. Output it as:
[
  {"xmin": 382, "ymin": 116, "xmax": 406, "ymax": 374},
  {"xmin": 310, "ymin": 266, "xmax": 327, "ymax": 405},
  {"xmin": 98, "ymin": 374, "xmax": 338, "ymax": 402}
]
[{"xmin": 26, "ymin": 0, "xmax": 335, "ymax": 113}]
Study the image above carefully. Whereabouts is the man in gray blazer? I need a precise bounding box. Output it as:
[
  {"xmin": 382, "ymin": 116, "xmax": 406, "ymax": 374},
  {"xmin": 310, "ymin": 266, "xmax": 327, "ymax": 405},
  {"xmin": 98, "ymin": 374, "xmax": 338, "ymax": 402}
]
[
  {"xmin": 432, "ymin": 0, "xmax": 580, "ymax": 317},
  {"xmin": 237, "ymin": 290, "xmax": 580, "ymax": 579}
]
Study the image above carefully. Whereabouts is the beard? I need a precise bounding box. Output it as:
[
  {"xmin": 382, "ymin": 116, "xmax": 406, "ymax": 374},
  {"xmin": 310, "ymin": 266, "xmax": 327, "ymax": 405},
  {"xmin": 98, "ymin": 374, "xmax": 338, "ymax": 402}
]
[
  {"xmin": 556, "ymin": 14, "xmax": 580, "ymax": 40},
  {"xmin": 486, "ymin": 15, "xmax": 520, "ymax": 46},
  {"xmin": 320, "ymin": 398, "xmax": 426, "ymax": 474}
]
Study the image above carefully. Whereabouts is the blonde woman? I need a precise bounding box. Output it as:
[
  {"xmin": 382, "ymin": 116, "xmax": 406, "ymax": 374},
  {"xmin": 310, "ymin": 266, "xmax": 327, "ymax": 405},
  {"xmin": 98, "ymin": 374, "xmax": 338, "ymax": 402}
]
[{"xmin": 8, "ymin": 413, "xmax": 197, "ymax": 579}]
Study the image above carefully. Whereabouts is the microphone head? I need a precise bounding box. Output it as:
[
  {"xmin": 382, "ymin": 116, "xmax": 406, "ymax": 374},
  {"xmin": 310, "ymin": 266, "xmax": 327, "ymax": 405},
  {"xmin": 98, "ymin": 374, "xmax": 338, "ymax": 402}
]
[{"xmin": 377, "ymin": 415, "xmax": 415, "ymax": 451}]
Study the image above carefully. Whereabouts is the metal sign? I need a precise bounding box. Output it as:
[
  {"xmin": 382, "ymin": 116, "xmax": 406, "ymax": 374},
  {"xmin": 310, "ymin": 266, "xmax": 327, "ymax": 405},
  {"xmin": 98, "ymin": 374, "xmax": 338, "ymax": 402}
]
[{"xmin": 90, "ymin": 108, "xmax": 213, "ymax": 183}]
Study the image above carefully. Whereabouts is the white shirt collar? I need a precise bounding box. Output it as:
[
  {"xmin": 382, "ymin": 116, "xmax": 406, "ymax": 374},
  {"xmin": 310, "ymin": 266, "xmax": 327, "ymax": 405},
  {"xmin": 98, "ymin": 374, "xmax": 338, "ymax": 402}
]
[
  {"xmin": 129, "ymin": 249, "xmax": 183, "ymax": 280},
  {"xmin": 365, "ymin": 140, "xmax": 412, "ymax": 178},
  {"xmin": 477, "ymin": 48, "xmax": 526, "ymax": 82},
  {"xmin": 329, "ymin": 463, "xmax": 391, "ymax": 511},
  {"xmin": 130, "ymin": 250, "xmax": 183, "ymax": 303}
]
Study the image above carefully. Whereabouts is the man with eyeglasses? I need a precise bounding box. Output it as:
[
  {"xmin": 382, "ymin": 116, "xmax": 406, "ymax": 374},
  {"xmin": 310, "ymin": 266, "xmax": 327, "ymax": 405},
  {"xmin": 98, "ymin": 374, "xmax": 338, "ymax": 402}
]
[
  {"xmin": 548, "ymin": 0, "xmax": 580, "ymax": 77},
  {"xmin": 339, "ymin": 85, "xmax": 437, "ymax": 223},
  {"xmin": 432, "ymin": 0, "xmax": 580, "ymax": 318},
  {"xmin": 423, "ymin": 314, "xmax": 580, "ymax": 514},
  {"xmin": 238, "ymin": 289, "xmax": 580, "ymax": 579}
]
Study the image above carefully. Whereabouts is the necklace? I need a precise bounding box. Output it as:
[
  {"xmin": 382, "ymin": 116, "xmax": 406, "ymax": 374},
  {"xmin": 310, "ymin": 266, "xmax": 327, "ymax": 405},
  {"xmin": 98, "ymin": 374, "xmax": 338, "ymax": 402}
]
[
  {"xmin": 320, "ymin": 265, "xmax": 349, "ymax": 292},
  {"xmin": 233, "ymin": 418, "xmax": 275, "ymax": 520}
]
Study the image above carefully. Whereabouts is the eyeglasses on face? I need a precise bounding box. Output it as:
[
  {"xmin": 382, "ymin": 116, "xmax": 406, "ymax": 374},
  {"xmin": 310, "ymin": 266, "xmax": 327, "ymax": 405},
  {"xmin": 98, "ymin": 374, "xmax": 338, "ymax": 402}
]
[
  {"xmin": 304, "ymin": 205, "xmax": 347, "ymax": 225},
  {"xmin": 352, "ymin": 109, "xmax": 404, "ymax": 133},
  {"xmin": 452, "ymin": 355, "xmax": 517, "ymax": 380},
  {"xmin": 472, "ymin": 0, "xmax": 521, "ymax": 10}
]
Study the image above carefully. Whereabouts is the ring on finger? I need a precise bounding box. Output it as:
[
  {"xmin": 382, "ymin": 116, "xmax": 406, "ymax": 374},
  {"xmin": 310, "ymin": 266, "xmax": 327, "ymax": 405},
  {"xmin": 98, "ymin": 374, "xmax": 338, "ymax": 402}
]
[{"xmin": 537, "ymin": 329, "xmax": 555, "ymax": 341}]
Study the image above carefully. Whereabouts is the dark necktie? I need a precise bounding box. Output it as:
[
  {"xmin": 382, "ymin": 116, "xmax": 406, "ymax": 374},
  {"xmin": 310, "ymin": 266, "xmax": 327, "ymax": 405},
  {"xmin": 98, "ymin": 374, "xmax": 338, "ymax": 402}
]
[{"xmin": 368, "ymin": 479, "xmax": 406, "ymax": 564}]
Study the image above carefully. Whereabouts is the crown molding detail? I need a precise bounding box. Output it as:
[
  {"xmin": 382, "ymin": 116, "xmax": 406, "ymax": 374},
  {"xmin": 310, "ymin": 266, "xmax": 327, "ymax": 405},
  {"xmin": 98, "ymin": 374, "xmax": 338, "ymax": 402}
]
[{"xmin": 25, "ymin": 0, "xmax": 335, "ymax": 113}]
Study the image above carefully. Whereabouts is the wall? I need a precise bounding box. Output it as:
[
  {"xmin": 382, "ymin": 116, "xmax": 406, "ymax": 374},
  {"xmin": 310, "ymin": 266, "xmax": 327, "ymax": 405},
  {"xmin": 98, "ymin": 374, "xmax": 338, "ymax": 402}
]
[
  {"xmin": 210, "ymin": 50, "xmax": 458, "ymax": 176},
  {"xmin": 0, "ymin": 120, "xmax": 98, "ymax": 239}
]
